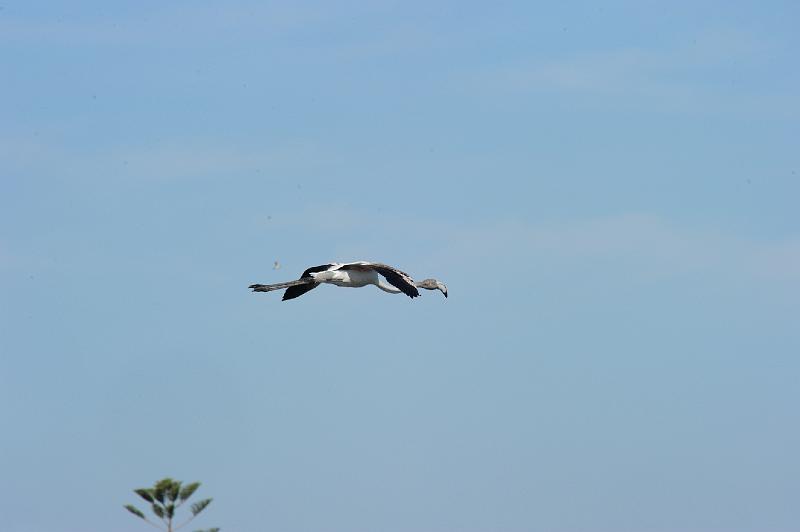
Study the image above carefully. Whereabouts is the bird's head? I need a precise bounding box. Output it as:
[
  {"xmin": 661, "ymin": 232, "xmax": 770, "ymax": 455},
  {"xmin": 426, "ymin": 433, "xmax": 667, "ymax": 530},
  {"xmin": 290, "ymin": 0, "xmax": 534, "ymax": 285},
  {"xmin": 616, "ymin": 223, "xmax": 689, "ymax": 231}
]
[{"xmin": 416, "ymin": 278, "xmax": 448, "ymax": 298}]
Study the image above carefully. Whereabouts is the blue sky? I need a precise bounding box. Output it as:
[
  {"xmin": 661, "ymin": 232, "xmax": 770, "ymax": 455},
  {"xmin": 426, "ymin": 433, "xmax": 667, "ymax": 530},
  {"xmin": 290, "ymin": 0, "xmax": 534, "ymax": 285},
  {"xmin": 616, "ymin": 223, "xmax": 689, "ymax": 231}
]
[{"xmin": 1, "ymin": 2, "xmax": 798, "ymax": 532}]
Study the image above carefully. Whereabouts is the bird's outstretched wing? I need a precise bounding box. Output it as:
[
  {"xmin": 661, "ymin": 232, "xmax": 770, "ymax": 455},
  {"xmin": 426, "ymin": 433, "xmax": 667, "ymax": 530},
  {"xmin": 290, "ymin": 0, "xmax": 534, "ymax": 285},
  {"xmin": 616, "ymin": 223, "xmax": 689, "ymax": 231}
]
[
  {"xmin": 282, "ymin": 264, "xmax": 333, "ymax": 301},
  {"xmin": 341, "ymin": 262, "xmax": 419, "ymax": 298}
]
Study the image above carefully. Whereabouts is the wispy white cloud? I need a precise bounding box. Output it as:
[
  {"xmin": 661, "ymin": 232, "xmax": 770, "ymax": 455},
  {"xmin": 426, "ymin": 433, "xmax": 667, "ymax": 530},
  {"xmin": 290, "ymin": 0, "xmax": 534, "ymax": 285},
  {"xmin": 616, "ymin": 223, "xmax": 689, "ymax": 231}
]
[
  {"xmin": 451, "ymin": 213, "xmax": 800, "ymax": 285},
  {"xmin": 491, "ymin": 26, "xmax": 769, "ymax": 89},
  {"xmin": 96, "ymin": 140, "xmax": 334, "ymax": 181},
  {"xmin": 272, "ymin": 206, "xmax": 800, "ymax": 287},
  {"xmin": 0, "ymin": 3, "xmax": 335, "ymax": 46},
  {"xmin": 0, "ymin": 135, "xmax": 337, "ymax": 183},
  {"xmin": 474, "ymin": 26, "xmax": 797, "ymax": 117},
  {"xmin": 0, "ymin": 1, "xmax": 459, "ymax": 71}
]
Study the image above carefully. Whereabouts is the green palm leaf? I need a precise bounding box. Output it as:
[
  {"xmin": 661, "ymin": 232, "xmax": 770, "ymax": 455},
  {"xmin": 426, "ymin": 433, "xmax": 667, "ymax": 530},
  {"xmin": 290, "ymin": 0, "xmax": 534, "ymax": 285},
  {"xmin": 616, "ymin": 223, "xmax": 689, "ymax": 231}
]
[
  {"xmin": 190, "ymin": 498, "xmax": 212, "ymax": 516},
  {"xmin": 180, "ymin": 482, "xmax": 201, "ymax": 502},
  {"xmin": 124, "ymin": 505, "xmax": 146, "ymax": 519}
]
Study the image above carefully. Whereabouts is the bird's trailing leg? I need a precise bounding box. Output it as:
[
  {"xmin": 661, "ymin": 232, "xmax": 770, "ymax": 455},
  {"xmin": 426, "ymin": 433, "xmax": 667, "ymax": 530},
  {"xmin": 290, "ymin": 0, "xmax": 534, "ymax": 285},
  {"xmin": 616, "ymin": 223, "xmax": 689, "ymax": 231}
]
[{"xmin": 249, "ymin": 278, "xmax": 316, "ymax": 292}]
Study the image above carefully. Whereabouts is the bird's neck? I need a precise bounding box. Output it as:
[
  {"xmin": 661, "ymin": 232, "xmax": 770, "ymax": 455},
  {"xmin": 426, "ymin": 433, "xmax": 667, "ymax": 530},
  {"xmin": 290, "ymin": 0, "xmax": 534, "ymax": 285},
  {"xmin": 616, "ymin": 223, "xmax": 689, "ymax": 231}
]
[{"xmin": 376, "ymin": 278, "xmax": 402, "ymax": 294}]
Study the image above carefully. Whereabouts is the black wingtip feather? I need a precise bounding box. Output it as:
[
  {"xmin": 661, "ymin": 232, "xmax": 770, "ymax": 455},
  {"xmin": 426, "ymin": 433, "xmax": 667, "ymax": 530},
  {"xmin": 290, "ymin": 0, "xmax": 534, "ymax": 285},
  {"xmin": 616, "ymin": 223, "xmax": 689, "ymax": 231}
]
[
  {"xmin": 282, "ymin": 283, "xmax": 319, "ymax": 301},
  {"xmin": 370, "ymin": 265, "xmax": 419, "ymax": 298}
]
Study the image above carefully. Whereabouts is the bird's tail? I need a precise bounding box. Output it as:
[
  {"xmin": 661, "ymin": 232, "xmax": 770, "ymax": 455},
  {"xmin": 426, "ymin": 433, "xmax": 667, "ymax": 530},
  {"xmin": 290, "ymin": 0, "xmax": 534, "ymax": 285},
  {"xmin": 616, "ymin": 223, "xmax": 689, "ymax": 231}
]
[{"xmin": 249, "ymin": 278, "xmax": 315, "ymax": 292}]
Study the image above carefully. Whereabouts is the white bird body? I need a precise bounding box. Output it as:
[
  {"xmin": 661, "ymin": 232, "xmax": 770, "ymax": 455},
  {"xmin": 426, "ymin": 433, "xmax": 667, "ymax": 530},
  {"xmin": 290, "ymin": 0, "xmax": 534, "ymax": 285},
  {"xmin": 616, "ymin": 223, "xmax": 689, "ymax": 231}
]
[
  {"xmin": 310, "ymin": 262, "xmax": 401, "ymax": 293},
  {"xmin": 249, "ymin": 260, "xmax": 447, "ymax": 300}
]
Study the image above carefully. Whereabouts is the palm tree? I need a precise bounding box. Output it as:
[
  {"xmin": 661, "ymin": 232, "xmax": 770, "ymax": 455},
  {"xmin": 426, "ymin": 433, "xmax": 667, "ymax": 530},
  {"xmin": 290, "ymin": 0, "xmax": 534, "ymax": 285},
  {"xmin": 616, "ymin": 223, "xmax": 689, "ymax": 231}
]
[{"xmin": 124, "ymin": 477, "xmax": 218, "ymax": 532}]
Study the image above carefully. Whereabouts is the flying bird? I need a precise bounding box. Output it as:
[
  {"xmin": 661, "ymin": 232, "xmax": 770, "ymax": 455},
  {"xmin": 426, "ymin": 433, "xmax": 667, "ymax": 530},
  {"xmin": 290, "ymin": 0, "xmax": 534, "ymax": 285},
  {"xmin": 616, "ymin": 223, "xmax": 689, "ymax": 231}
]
[{"xmin": 249, "ymin": 261, "xmax": 448, "ymax": 301}]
